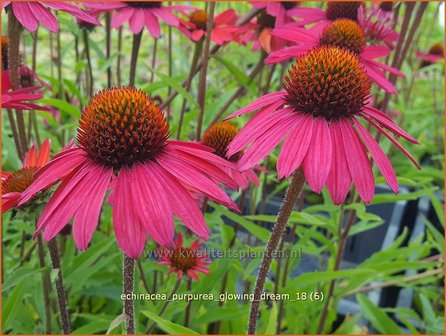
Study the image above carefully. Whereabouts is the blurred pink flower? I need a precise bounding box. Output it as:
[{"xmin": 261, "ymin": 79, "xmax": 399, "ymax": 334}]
[
  {"xmin": 267, "ymin": 19, "xmax": 405, "ymax": 94},
  {"xmin": 2, "ymin": 1, "xmax": 99, "ymax": 33}
]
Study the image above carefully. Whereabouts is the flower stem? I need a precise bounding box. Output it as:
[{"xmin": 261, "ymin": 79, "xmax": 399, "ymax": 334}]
[
  {"xmin": 137, "ymin": 259, "xmax": 151, "ymax": 294},
  {"xmin": 48, "ymin": 238, "xmax": 71, "ymax": 334},
  {"xmin": 209, "ymin": 52, "xmax": 266, "ymax": 126},
  {"xmin": 184, "ymin": 277, "xmax": 193, "ymax": 327},
  {"xmin": 247, "ymin": 168, "xmax": 306, "ymax": 334},
  {"xmin": 195, "ymin": 1, "xmax": 216, "ymax": 141},
  {"xmin": 123, "ymin": 254, "xmax": 135, "ymax": 334},
  {"xmin": 37, "ymin": 235, "xmax": 52, "ymax": 334},
  {"xmin": 82, "ymin": 29, "xmax": 94, "ymax": 97},
  {"xmin": 146, "ymin": 278, "xmax": 181, "ymax": 334},
  {"xmin": 167, "ymin": 25, "xmax": 173, "ymax": 120},
  {"xmin": 176, "ymin": 39, "xmax": 203, "ymax": 139},
  {"xmin": 129, "ymin": 31, "xmax": 143, "ymax": 87},
  {"xmin": 316, "ymin": 207, "xmax": 357, "ymax": 333},
  {"xmin": 150, "ymin": 38, "xmax": 158, "ymax": 83},
  {"xmin": 117, "ymin": 27, "xmax": 123, "ymax": 86},
  {"xmin": 105, "ymin": 12, "xmax": 112, "ymax": 88}
]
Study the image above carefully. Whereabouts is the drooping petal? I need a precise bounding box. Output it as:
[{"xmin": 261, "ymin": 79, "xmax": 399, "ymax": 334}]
[
  {"xmin": 303, "ymin": 117, "xmax": 332, "ymax": 193},
  {"xmin": 156, "ymin": 153, "xmax": 238, "ymax": 211},
  {"xmin": 73, "ymin": 166, "xmax": 112, "ymax": 250},
  {"xmin": 144, "ymin": 10, "xmax": 161, "ymax": 38},
  {"xmin": 151, "ymin": 8, "xmax": 179, "ymax": 26},
  {"xmin": 361, "ymin": 115, "xmax": 420, "ymax": 169},
  {"xmin": 37, "ymin": 161, "xmax": 99, "ymax": 241},
  {"xmin": 277, "ymin": 114, "xmax": 314, "ymax": 179},
  {"xmin": 353, "ymin": 118, "xmax": 398, "ymax": 193},
  {"xmin": 339, "ymin": 118, "xmax": 375, "ymax": 203},
  {"xmin": 214, "ymin": 9, "xmax": 236, "ymax": 25},
  {"xmin": 361, "ymin": 45, "xmax": 390, "ymax": 59},
  {"xmin": 238, "ymin": 109, "xmax": 298, "ymax": 171},
  {"xmin": 19, "ymin": 148, "xmax": 87, "ymax": 205},
  {"xmin": 30, "ymin": 2, "xmax": 59, "ymax": 33},
  {"xmin": 227, "ymin": 100, "xmax": 289, "ymax": 157},
  {"xmin": 12, "ymin": 2, "xmax": 39, "ymax": 32},
  {"xmin": 148, "ymin": 162, "xmax": 210, "ymax": 240},
  {"xmin": 167, "ymin": 141, "xmax": 234, "ymax": 168},
  {"xmin": 111, "ymin": 7, "xmax": 134, "ymax": 29},
  {"xmin": 363, "ymin": 60, "xmax": 397, "ymax": 94},
  {"xmin": 326, "ymin": 121, "xmax": 351, "ymax": 205},
  {"xmin": 43, "ymin": 1, "xmax": 100, "ymax": 25},
  {"xmin": 129, "ymin": 8, "xmax": 145, "ymax": 34},
  {"xmin": 1, "ymin": 192, "xmax": 21, "ymax": 214},
  {"xmin": 272, "ymin": 26, "xmax": 318, "ymax": 44},
  {"xmin": 132, "ymin": 163, "xmax": 174, "ymax": 246},
  {"xmin": 265, "ymin": 45, "xmax": 311, "ymax": 64},
  {"xmin": 224, "ymin": 91, "xmax": 286, "ymax": 119},
  {"xmin": 362, "ymin": 106, "xmax": 419, "ymax": 144},
  {"xmin": 112, "ymin": 167, "xmax": 147, "ymax": 259}
]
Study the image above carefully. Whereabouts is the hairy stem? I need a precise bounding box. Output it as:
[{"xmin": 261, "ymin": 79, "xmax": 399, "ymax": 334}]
[
  {"xmin": 48, "ymin": 238, "xmax": 71, "ymax": 334},
  {"xmin": 123, "ymin": 255, "xmax": 135, "ymax": 334},
  {"xmin": 37, "ymin": 235, "xmax": 52, "ymax": 334},
  {"xmin": 248, "ymin": 169, "xmax": 306, "ymax": 334},
  {"xmin": 129, "ymin": 31, "xmax": 143, "ymax": 87},
  {"xmin": 196, "ymin": 1, "xmax": 216, "ymax": 141}
]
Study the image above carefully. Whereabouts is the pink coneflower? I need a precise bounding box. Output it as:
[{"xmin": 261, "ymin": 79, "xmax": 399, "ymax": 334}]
[
  {"xmin": 251, "ymin": 1, "xmax": 300, "ymax": 27},
  {"xmin": 157, "ymin": 233, "xmax": 210, "ymax": 280},
  {"xmin": 266, "ymin": 19, "xmax": 404, "ymax": 94},
  {"xmin": 2, "ymin": 1, "xmax": 99, "ymax": 33},
  {"xmin": 358, "ymin": 3, "xmax": 398, "ymax": 48},
  {"xmin": 288, "ymin": 1, "xmax": 362, "ymax": 27},
  {"xmin": 226, "ymin": 47, "xmax": 419, "ymax": 204},
  {"xmin": 179, "ymin": 9, "xmax": 239, "ymax": 45},
  {"xmin": 19, "ymin": 88, "xmax": 238, "ymax": 258},
  {"xmin": 2, "ymin": 139, "xmax": 51, "ymax": 213},
  {"xmin": 2, "ymin": 70, "xmax": 49, "ymax": 111},
  {"xmin": 202, "ymin": 122, "xmax": 264, "ymax": 190},
  {"xmin": 85, "ymin": 1, "xmax": 192, "ymax": 38},
  {"xmin": 417, "ymin": 43, "xmax": 444, "ymax": 68}
]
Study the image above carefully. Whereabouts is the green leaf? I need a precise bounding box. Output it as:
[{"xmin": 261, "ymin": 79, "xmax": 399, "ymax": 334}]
[
  {"xmin": 3, "ymin": 278, "xmax": 27, "ymax": 330},
  {"xmin": 40, "ymin": 98, "xmax": 81, "ymax": 119},
  {"xmin": 263, "ymin": 302, "xmax": 278, "ymax": 334},
  {"xmin": 106, "ymin": 313, "xmax": 126, "ymax": 335},
  {"xmin": 356, "ymin": 293, "xmax": 402, "ymax": 333},
  {"xmin": 2, "ymin": 267, "xmax": 42, "ymax": 292},
  {"xmin": 141, "ymin": 310, "xmax": 199, "ymax": 334},
  {"xmin": 144, "ymin": 62, "xmax": 199, "ymax": 109},
  {"xmin": 72, "ymin": 321, "xmax": 109, "ymax": 334},
  {"xmin": 212, "ymin": 55, "xmax": 255, "ymax": 89}
]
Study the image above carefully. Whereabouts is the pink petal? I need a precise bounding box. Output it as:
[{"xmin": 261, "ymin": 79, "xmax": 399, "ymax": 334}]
[
  {"xmin": 12, "ymin": 2, "xmax": 39, "ymax": 32},
  {"xmin": 302, "ymin": 117, "xmax": 332, "ymax": 193},
  {"xmin": 24, "ymin": 144, "xmax": 37, "ymax": 168},
  {"xmin": 111, "ymin": 7, "xmax": 134, "ymax": 29},
  {"xmin": 287, "ymin": 7, "xmax": 327, "ymax": 25},
  {"xmin": 132, "ymin": 164, "xmax": 174, "ymax": 246},
  {"xmin": 19, "ymin": 148, "xmax": 87, "ymax": 205},
  {"xmin": 30, "ymin": 2, "xmax": 59, "ymax": 33},
  {"xmin": 1, "ymin": 192, "xmax": 21, "ymax": 214},
  {"xmin": 360, "ymin": 115, "xmax": 420, "ymax": 169},
  {"xmin": 129, "ymin": 8, "xmax": 145, "ymax": 34},
  {"xmin": 265, "ymin": 45, "xmax": 310, "ymax": 64},
  {"xmin": 156, "ymin": 153, "xmax": 238, "ymax": 211},
  {"xmin": 36, "ymin": 138, "xmax": 51, "ymax": 167},
  {"xmin": 165, "ymin": 147, "xmax": 239, "ymax": 190},
  {"xmin": 144, "ymin": 10, "xmax": 161, "ymax": 38},
  {"xmin": 326, "ymin": 121, "xmax": 351, "ymax": 205},
  {"xmin": 226, "ymin": 100, "xmax": 288, "ymax": 157},
  {"xmin": 362, "ymin": 106, "xmax": 419, "ymax": 143},
  {"xmin": 73, "ymin": 166, "xmax": 112, "ymax": 250},
  {"xmin": 363, "ymin": 61, "xmax": 397, "ymax": 94},
  {"xmin": 361, "ymin": 45, "xmax": 390, "ymax": 59},
  {"xmin": 191, "ymin": 29, "xmax": 205, "ymax": 41},
  {"xmin": 339, "ymin": 118, "xmax": 375, "ymax": 203},
  {"xmin": 277, "ymin": 114, "xmax": 314, "ymax": 179},
  {"xmin": 112, "ymin": 167, "xmax": 147, "ymax": 258},
  {"xmin": 214, "ymin": 9, "xmax": 236, "ymax": 26},
  {"xmin": 238, "ymin": 109, "xmax": 298, "ymax": 171},
  {"xmin": 37, "ymin": 161, "xmax": 99, "ymax": 241},
  {"xmin": 43, "ymin": 1, "xmax": 99, "ymax": 25},
  {"xmin": 224, "ymin": 91, "xmax": 286, "ymax": 119},
  {"xmin": 353, "ymin": 118, "xmax": 398, "ymax": 193},
  {"xmin": 272, "ymin": 26, "xmax": 318, "ymax": 44},
  {"xmin": 167, "ymin": 141, "xmax": 234, "ymax": 168},
  {"xmin": 148, "ymin": 162, "xmax": 210, "ymax": 240},
  {"xmin": 152, "ymin": 8, "xmax": 179, "ymax": 26}
]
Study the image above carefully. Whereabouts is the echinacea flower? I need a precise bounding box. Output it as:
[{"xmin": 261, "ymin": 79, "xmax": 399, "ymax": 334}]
[
  {"xmin": 202, "ymin": 121, "xmax": 264, "ymax": 190},
  {"xmin": 251, "ymin": 1, "xmax": 300, "ymax": 27},
  {"xmin": 1, "ymin": 70, "xmax": 49, "ymax": 111},
  {"xmin": 2, "ymin": 139, "xmax": 51, "ymax": 213},
  {"xmin": 226, "ymin": 47, "xmax": 420, "ymax": 204},
  {"xmin": 235, "ymin": 9, "xmax": 289, "ymax": 54},
  {"xmin": 179, "ymin": 9, "xmax": 239, "ymax": 45},
  {"xmin": 19, "ymin": 88, "xmax": 239, "ymax": 258},
  {"xmin": 289, "ymin": 1, "xmax": 362, "ymax": 27},
  {"xmin": 2, "ymin": 1, "xmax": 99, "ymax": 33},
  {"xmin": 85, "ymin": 1, "xmax": 193, "ymax": 38},
  {"xmin": 358, "ymin": 3, "xmax": 398, "ymax": 48},
  {"xmin": 157, "ymin": 233, "xmax": 210, "ymax": 280},
  {"xmin": 267, "ymin": 19, "xmax": 405, "ymax": 94},
  {"xmin": 417, "ymin": 43, "xmax": 444, "ymax": 68}
]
